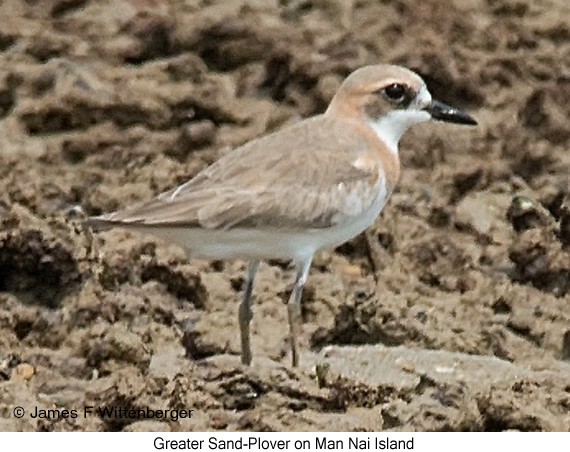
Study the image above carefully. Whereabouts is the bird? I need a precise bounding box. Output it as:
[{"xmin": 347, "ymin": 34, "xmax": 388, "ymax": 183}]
[{"xmin": 88, "ymin": 64, "xmax": 477, "ymax": 367}]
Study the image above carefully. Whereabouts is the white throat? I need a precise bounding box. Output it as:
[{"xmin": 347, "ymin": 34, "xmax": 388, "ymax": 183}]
[
  {"xmin": 367, "ymin": 110, "xmax": 431, "ymax": 155},
  {"xmin": 367, "ymin": 85, "xmax": 433, "ymax": 155}
]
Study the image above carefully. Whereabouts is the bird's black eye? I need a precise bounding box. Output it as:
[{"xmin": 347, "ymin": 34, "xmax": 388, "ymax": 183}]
[{"xmin": 383, "ymin": 83, "xmax": 407, "ymax": 102}]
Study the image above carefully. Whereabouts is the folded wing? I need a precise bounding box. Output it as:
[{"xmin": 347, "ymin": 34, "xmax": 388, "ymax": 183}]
[{"xmin": 89, "ymin": 116, "xmax": 382, "ymax": 231}]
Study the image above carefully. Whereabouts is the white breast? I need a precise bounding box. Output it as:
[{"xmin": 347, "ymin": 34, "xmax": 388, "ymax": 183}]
[{"xmin": 306, "ymin": 178, "xmax": 389, "ymax": 253}]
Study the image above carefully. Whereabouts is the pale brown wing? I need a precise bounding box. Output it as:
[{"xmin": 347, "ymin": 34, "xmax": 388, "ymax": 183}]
[{"xmin": 90, "ymin": 116, "xmax": 382, "ymax": 231}]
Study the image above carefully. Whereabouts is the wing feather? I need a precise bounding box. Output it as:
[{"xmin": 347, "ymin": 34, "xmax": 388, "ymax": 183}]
[{"xmin": 91, "ymin": 116, "xmax": 383, "ymax": 231}]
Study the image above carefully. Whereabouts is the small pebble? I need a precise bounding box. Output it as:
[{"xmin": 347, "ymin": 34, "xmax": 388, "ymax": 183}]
[{"xmin": 11, "ymin": 363, "xmax": 35, "ymax": 381}]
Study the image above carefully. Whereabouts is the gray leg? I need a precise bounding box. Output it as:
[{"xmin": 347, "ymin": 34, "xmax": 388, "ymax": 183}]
[
  {"xmin": 239, "ymin": 260, "xmax": 260, "ymax": 365},
  {"xmin": 287, "ymin": 257, "xmax": 312, "ymax": 367}
]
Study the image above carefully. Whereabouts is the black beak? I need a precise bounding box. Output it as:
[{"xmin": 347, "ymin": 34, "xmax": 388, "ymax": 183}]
[{"xmin": 426, "ymin": 100, "xmax": 477, "ymax": 125}]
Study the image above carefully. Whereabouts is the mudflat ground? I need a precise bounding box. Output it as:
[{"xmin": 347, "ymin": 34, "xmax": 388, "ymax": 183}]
[{"xmin": 0, "ymin": 0, "xmax": 569, "ymax": 432}]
